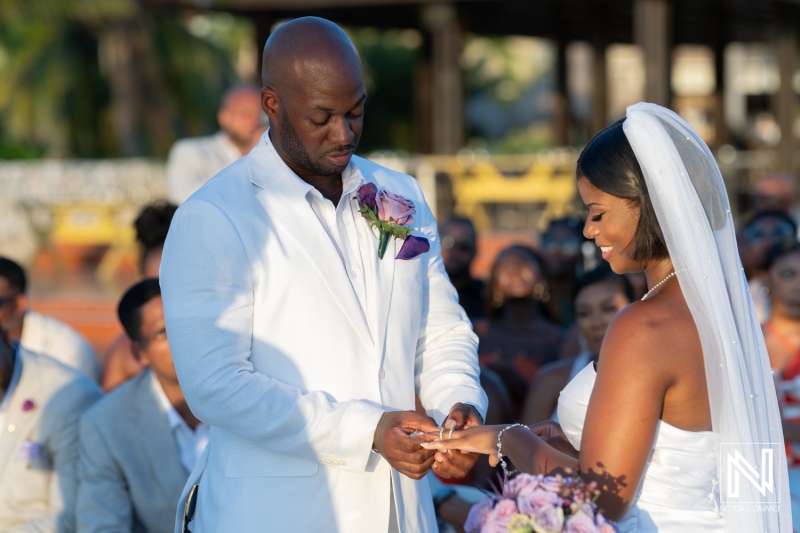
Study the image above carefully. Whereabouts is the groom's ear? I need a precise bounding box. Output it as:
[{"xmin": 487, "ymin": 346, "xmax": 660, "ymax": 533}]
[{"xmin": 261, "ymin": 88, "xmax": 279, "ymax": 119}]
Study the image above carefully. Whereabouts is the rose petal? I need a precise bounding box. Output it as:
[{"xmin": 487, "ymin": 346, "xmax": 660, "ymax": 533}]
[
  {"xmin": 377, "ymin": 189, "xmax": 415, "ymax": 226},
  {"xmin": 396, "ymin": 235, "xmax": 430, "ymax": 260},
  {"xmin": 355, "ymin": 183, "xmax": 378, "ymax": 211}
]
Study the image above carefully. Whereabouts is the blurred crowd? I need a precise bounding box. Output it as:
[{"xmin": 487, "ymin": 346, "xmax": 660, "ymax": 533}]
[{"xmin": 3, "ymin": 87, "xmax": 800, "ymax": 533}]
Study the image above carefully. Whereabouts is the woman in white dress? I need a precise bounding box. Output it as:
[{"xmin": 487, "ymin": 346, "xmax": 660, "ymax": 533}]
[{"xmin": 423, "ymin": 103, "xmax": 790, "ymax": 532}]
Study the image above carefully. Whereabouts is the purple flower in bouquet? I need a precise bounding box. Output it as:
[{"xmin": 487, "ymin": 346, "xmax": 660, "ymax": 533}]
[
  {"xmin": 518, "ymin": 488, "xmax": 563, "ymax": 515},
  {"xmin": 504, "ymin": 473, "xmax": 540, "ymax": 499},
  {"xmin": 354, "ymin": 183, "xmax": 429, "ymax": 260},
  {"xmin": 531, "ymin": 504, "xmax": 565, "ymax": 533},
  {"xmin": 483, "ymin": 499, "xmax": 519, "ymax": 532},
  {"xmin": 564, "ymin": 511, "xmax": 600, "ymax": 533},
  {"xmin": 538, "ymin": 475, "xmax": 564, "ymax": 492},
  {"xmin": 467, "ymin": 471, "xmax": 617, "ymax": 533},
  {"xmin": 465, "ymin": 497, "xmax": 494, "ymax": 533}
]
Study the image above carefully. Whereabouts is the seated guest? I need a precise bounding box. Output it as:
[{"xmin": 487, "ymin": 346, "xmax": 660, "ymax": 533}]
[
  {"xmin": 0, "ymin": 257, "xmax": 100, "ymax": 381},
  {"xmin": 521, "ymin": 265, "xmax": 633, "ymax": 425},
  {"xmin": 738, "ymin": 210, "xmax": 798, "ymax": 323},
  {"xmin": 762, "ymin": 241, "xmax": 800, "ymax": 455},
  {"xmin": 540, "ymin": 216, "xmax": 585, "ymax": 325},
  {"xmin": 77, "ymin": 279, "xmax": 208, "ymax": 533},
  {"xmin": 0, "ymin": 328, "xmax": 102, "ymax": 531},
  {"xmin": 439, "ymin": 216, "xmax": 485, "ymax": 320},
  {"xmin": 760, "ymin": 240, "xmax": 800, "ymax": 531},
  {"xmin": 134, "ymin": 201, "xmax": 178, "ymax": 279},
  {"xmin": 100, "ymin": 202, "xmax": 177, "ymax": 392},
  {"xmin": 476, "ymin": 245, "xmax": 563, "ymax": 411}
]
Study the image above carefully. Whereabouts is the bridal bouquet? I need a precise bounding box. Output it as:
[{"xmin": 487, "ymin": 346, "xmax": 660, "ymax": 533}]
[{"xmin": 465, "ymin": 472, "xmax": 618, "ymax": 533}]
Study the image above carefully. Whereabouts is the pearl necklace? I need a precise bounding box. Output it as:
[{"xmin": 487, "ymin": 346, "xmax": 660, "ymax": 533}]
[{"xmin": 641, "ymin": 270, "xmax": 681, "ymax": 301}]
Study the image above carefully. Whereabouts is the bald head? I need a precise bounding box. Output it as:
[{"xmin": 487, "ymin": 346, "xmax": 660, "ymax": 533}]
[
  {"xmin": 262, "ymin": 17, "xmax": 363, "ymax": 91},
  {"xmin": 259, "ymin": 17, "xmax": 367, "ymax": 182}
]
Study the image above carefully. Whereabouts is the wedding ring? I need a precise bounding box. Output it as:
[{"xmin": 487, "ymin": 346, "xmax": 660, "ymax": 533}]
[
  {"xmin": 448, "ymin": 427, "xmax": 454, "ymax": 440},
  {"xmin": 439, "ymin": 427, "xmax": 445, "ymax": 441}
]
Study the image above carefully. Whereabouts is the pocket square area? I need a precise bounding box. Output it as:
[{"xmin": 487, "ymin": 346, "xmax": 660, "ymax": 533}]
[
  {"xmin": 397, "ymin": 235, "xmax": 430, "ymax": 260},
  {"xmin": 16, "ymin": 440, "xmax": 43, "ymax": 462}
]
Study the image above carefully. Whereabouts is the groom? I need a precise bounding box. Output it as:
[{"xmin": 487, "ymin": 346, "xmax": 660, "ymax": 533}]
[{"xmin": 159, "ymin": 16, "xmax": 487, "ymax": 532}]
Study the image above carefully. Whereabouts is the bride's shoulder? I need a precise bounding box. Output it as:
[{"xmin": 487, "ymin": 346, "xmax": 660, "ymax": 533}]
[{"xmin": 599, "ymin": 301, "xmax": 691, "ymax": 370}]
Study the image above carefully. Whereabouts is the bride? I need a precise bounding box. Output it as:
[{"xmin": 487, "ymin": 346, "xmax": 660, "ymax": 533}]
[{"xmin": 423, "ymin": 103, "xmax": 790, "ymax": 532}]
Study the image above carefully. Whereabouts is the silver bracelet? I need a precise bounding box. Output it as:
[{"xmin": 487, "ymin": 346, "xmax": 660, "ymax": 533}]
[{"xmin": 496, "ymin": 423, "xmax": 528, "ymax": 478}]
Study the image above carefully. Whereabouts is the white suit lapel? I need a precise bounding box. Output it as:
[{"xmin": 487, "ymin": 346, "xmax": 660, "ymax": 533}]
[
  {"xmin": 0, "ymin": 351, "xmax": 42, "ymax": 479},
  {"xmin": 247, "ymin": 138, "xmax": 373, "ymax": 353},
  {"xmin": 355, "ymin": 164, "xmax": 398, "ymax": 361}
]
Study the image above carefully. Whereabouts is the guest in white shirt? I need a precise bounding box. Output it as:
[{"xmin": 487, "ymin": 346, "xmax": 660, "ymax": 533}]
[
  {"xmin": 166, "ymin": 84, "xmax": 264, "ymax": 204},
  {"xmin": 77, "ymin": 279, "xmax": 208, "ymax": 533},
  {"xmin": 0, "ymin": 257, "xmax": 100, "ymax": 381}
]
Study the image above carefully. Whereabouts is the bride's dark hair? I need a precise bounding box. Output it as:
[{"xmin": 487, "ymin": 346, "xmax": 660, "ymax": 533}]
[{"xmin": 576, "ymin": 118, "xmax": 669, "ymax": 262}]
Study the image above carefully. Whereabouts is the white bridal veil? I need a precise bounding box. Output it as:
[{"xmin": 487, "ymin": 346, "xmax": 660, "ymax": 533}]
[{"xmin": 623, "ymin": 103, "xmax": 791, "ymax": 532}]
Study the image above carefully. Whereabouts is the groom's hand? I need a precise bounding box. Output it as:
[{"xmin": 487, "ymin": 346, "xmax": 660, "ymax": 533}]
[
  {"xmin": 373, "ymin": 411, "xmax": 439, "ymax": 480},
  {"xmin": 432, "ymin": 403, "xmax": 483, "ymax": 479}
]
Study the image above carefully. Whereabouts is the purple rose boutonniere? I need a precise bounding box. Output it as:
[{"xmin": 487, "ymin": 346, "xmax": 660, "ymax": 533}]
[
  {"xmin": 355, "ymin": 183, "xmax": 430, "ymax": 260},
  {"xmin": 22, "ymin": 399, "xmax": 36, "ymax": 412}
]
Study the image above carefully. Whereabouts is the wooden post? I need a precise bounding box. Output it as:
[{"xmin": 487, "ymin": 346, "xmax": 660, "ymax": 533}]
[
  {"xmin": 774, "ymin": 28, "xmax": 798, "ymax": 173},
  {"xmin": 590, "ymin": 41, "xmax": 608, "ymax": 138},
  {"xmin": 415, "ymin": 34, "xmax": 434, "ymax": 154},
  {"xmin": 713, "ymin": 42, "xmax": 728, "ymax": 147},
  {"xmin": 554, "ymin": 38, "xmax": 570, "ymax": 146},
  {"xmin": 634, "ymin": 0, "xmax": 671, "ymax": 107},
  {"xmin": 420, "ymin": 3, "xmax": 464, "ymax": 154}
]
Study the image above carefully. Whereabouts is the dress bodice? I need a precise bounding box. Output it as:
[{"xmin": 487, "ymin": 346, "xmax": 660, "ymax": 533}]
[{"xmin": 557, "ymin": 362, "xmax": 725, "ymax": 532}]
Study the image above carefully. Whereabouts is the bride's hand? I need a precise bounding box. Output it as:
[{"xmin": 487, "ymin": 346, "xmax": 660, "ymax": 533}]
[{"xmin": 421, "ymin": 425, "xmax": 503, "ymax": 467}]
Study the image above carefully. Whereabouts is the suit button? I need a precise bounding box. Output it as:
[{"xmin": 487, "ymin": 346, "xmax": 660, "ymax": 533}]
[
  {"xmin": 350, "ymin": 269, "xmax": 358, "ymax": 279},
  {"xmin": 378, "ymin": 368, "xmax": 386, "ymax": 379}
]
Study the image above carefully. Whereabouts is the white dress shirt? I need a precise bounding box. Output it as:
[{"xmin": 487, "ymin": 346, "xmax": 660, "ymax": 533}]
[
  {"xmin": 151, "ymin": 373, "xmax": 209, "ymax": 474},
  {"xmin": 166, "ymin": 131, "xmax": 242, "ymax": 204},
  {"xmin": 0, "ymin": 346, "xmax": 22, "ymax": 439},
  {"xmin": 289, "ymin": 166, "xmax": 373, "ymax": 324}
]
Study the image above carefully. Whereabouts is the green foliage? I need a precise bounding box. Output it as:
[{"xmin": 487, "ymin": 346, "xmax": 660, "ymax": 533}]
[
  {"xmin": 0, "ymin": 0, "xmax": 242, "ymax": 158},
  {"xmin": 349, "ymin": 28, "xmax": 420, "ymax": 153}
]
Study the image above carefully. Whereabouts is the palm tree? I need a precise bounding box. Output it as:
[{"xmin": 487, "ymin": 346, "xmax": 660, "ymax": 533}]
[{"xmin": 0, "ymin": 0, "xmax": 241, "ymax": 158}]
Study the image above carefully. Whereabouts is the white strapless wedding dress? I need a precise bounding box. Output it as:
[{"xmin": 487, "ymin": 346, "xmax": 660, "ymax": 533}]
[{"xmin": 557, "ymin": 363, "xmax": 725, "ymax": 532}]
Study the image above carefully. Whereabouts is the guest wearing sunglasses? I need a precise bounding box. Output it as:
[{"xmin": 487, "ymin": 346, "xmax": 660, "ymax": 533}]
[
  {"xmin": 738, "ymin": 211, "xmax": 798, "ymax": 323},
  {"xmin": 0, "ymin": 257, "xmax": 100, "ymax": 381}
]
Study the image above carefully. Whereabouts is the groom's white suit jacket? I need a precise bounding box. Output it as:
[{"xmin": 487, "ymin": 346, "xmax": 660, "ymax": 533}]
[{"xmin": 160, "ymin": 132, "xmax": 488, "ymax": 533}]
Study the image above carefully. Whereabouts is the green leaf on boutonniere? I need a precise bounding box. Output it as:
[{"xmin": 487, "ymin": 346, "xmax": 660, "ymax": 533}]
[{"xmin": 378, "ymin": 228, "xmax": 391, "ymax": 259}]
